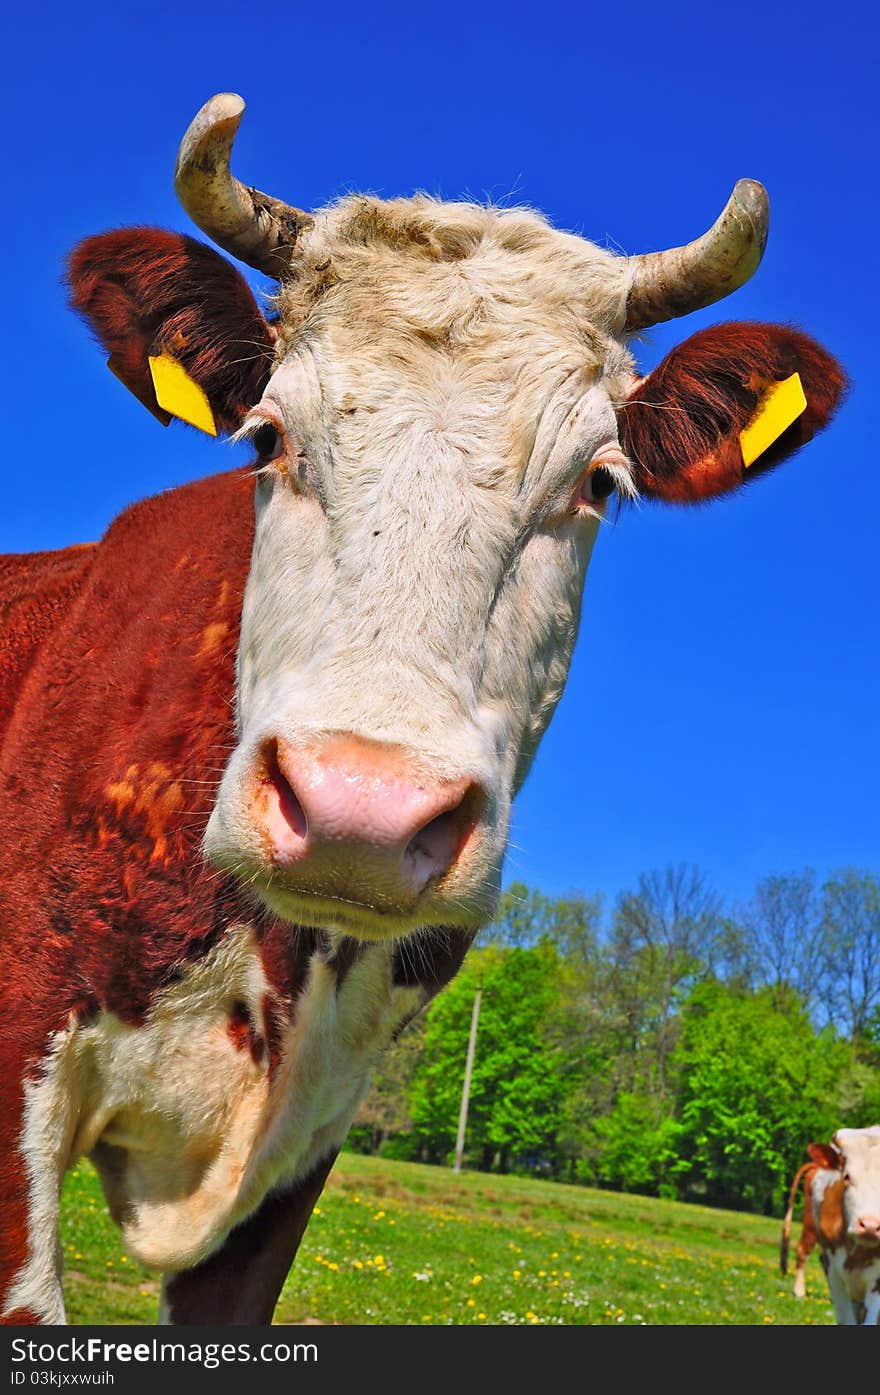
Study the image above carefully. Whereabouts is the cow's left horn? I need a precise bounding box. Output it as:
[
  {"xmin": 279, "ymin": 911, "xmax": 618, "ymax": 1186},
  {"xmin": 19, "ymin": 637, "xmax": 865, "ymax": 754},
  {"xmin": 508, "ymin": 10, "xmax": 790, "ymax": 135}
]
[
  {"xmin": 622, "ymin": 179, "xmax": 770, "ymax": 333},
  {"xmin": 174, "ymin": 93, "xmax": 312, "ymax": 277}
]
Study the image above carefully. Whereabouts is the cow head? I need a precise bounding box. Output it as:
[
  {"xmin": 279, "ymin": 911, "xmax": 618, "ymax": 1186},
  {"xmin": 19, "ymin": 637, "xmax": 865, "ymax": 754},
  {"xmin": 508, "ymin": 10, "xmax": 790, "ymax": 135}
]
[
  {"xmin": 68, "ymin": 93, "xmax": 845, "ymax": 944},
  {"xmin": 810, "ymin": 1127, "xmax": 880, "ymax": 1249}
]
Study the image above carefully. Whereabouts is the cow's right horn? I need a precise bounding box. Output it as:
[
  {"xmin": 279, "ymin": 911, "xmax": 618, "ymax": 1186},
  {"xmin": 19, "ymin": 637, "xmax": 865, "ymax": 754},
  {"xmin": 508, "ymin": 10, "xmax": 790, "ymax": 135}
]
[
  {"xmin": 174, "ymin": 93, "xmax": 312, "ymax": 278},
  {"xmin": 621, "ymin": 179, "xmax": 770, "ymax": 333}
]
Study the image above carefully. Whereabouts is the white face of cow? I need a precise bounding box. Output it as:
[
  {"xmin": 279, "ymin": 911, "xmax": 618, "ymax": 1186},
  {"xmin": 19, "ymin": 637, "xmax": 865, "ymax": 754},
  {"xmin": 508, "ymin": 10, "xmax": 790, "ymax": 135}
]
[
  {"xmin": 834, "ymin": 1127, "xmax": 880, "ymax": 1245},
  {"xmin": 203, "ymin": 200, "xmax": 636, "ymax": 940}
]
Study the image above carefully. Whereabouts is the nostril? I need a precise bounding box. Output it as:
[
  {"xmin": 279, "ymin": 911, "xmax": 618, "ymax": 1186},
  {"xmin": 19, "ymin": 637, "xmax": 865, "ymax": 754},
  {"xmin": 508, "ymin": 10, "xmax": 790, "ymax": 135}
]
[
  {"xmin": 406, "ymin": 808, "xmax": 459, "ymax": 881},
  {"xmin": 265, "ymin": 744, "xmax": 307, "ymax": 840},
  {"xmin": 405, "ymin": 783, "xmax": 482, "ymax": 885}
]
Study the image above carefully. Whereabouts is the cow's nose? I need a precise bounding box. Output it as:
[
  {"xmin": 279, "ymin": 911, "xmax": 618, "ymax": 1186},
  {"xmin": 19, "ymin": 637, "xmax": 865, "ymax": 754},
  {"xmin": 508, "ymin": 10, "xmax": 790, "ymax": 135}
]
[
  {"xmin": 855, "ymin": 1214, "xmax": 880, "ymax": 1240},
  {"xmin": 255, "ymin": 737, "xmax": 482, "ymax": 899}
]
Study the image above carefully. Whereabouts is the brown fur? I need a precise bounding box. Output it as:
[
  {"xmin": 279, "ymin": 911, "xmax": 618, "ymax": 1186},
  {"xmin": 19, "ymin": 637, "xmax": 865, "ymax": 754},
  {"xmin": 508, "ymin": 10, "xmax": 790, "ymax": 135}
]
[
  {"xmin": 817, "ymin": 1176, "xmax": 849, "ymax": 1250},
  {"xmin": 0, "ymin": 546, "xmax": 97, "ymax": 743},
  {"xmin": 621, "ymin": 322, "xmax": 847, "ymax": 503},
  {"xmin": 67, "ymin": 230, "xmax": 275, "ymax": 434}
]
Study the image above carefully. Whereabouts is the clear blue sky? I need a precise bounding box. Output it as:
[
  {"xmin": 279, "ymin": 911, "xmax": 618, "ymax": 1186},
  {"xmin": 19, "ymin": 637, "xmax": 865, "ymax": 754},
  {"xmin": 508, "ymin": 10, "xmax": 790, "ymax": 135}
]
[{"xmin": 4, "ymin": 0, "xmax": 878, "ymax": 916}]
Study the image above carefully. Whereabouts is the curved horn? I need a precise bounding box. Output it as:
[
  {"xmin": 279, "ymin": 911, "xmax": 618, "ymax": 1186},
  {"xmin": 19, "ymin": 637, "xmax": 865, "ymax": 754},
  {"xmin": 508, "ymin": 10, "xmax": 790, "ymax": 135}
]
[
  {"xmin": 174, "ymin": 93, "xmax": 312, "ymax": 277},
  {"xmin": 623, "ymin": 179, "xmax": 770, "ymax": 333}
]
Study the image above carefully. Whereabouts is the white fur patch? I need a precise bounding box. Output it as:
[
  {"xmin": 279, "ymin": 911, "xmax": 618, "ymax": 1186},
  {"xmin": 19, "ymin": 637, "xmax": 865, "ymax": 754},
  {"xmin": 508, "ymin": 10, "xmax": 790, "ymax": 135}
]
[
  {"xmin": 205, "ymin": 345, "xmax": 626, "ymax": 939},
  {"xmin": 204, "ymin": 200, "xmax": 638, "ymax": 944},
  {"xmin": 1, "ymin": 1029, "xmax": 77, "ymax": 1322},
  {"xmin": 68, "ymin": 926, "xmax": 419, "ymax": 1272}
]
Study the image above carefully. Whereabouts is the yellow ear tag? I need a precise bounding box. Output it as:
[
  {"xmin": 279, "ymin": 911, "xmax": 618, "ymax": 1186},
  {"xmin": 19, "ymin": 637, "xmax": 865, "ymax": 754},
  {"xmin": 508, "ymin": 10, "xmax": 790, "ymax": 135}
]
[
  {"xmin": 147, "ymin": 352, "xmax": 217, "ymax": 437},
  {"xmin": 739, "ymin": 372, "xmax": 807, "ymax": 468}
]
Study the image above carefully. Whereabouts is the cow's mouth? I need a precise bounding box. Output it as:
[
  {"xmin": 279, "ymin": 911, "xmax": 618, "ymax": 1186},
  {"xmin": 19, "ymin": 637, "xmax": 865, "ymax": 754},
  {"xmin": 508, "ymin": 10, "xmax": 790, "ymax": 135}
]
[{"xmin": 244, "ymin": 865, "xmax": 496, "ymax": 943}]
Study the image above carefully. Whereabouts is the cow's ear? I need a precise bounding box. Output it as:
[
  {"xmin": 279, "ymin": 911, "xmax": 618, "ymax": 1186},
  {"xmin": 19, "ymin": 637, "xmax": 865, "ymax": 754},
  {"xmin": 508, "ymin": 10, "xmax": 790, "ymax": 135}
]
[
  {"xmin": 807, "ymin": 1142, "xmax": 841, "ymax": 1170},
  {"xmin": 67, "ymin": 229, "xmax": 276, "ymax": 436},
  {"xmin": 619, "ymin": 322, "xmax": 847, "ymax": 504}
]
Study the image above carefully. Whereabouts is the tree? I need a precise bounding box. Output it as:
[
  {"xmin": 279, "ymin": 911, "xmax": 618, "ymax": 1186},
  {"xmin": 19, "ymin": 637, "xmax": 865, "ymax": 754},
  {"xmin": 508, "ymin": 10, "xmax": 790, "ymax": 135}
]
[
  {"xmin": 818, "ymin": 869, "xmax": 880, "ymax": 1041},
  {"xmin": 736, "ymin": 870, "xmax": 824, "ymax": 1012},
  {"xmin": 603, "ymin": 864, "xmax": 723, "ymax": 1102},
  {"xmin": 577, "ymin": 1090, "xmax": 684, "ymax": 1196},
  {"xmin": 408, "ymin": 943, "xmax": 569, "ymax": 1172},
  {"xmin": 351, "ymin": 1011, "xmax": 427, "ymax": 1156},
  {"xmin": 348, "ymin": 869, "xmax": 880, "ymax": 1208},
  {"xmin": 479, "ymin": 881, "xmax": 603, "ymax": 958},
  {"xmin": 672, "ymin": 981, "xmax": 861, "ymax": 1214}
]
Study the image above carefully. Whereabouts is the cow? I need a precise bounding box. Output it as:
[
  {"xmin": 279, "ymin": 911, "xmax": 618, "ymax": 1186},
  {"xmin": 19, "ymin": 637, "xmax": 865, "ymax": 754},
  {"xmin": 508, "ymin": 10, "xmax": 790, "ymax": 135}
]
[
  {"xmin": 780, "ymin": 1149, "xmax": 822, "ymax": 1298},
  {"xmin": 797, "ymin": 1127, "xmax": 880, "ymax": 1325},
  {"xmin": 0, "ymin": 91, "xmax": 846, "ymax": 1327}
]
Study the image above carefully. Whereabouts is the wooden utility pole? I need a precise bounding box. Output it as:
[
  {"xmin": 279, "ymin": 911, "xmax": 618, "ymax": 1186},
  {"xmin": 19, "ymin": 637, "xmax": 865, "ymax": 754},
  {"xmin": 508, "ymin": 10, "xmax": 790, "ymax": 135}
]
[{"xmin": 453, "ymin": 986, "xmax": 482, "ymax": 1173}]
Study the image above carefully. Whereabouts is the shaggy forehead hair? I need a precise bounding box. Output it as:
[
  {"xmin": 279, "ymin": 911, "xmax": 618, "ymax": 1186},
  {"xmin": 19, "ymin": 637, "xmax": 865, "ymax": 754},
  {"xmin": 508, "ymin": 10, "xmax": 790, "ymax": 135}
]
[{"xmin": 272, "ymin": 194, "xmax": 636, "ymax": 398}]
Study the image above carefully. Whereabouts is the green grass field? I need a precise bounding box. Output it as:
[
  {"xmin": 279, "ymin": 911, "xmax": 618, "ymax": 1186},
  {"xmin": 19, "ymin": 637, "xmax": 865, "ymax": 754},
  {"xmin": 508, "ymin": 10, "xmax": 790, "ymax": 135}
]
[{"xmin": 60, "ymin": 1152, "xmax": 834, "ymax": 1326}]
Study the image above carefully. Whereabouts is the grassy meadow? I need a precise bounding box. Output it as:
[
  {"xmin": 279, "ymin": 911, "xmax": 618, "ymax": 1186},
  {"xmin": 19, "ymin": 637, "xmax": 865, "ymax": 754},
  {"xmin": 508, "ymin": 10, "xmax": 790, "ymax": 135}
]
[{"xmin": 60, "ymin": 1152, "xmax": 835, "ymax": 1326}]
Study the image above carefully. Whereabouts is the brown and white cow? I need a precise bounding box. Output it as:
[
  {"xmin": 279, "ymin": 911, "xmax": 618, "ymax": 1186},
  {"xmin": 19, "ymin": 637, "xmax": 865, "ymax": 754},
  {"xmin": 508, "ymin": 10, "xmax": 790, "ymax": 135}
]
[
  {"xmin": 0, "ymin": 93, "xmax": 845, "ymax": 1325},
  {"xmin": 797, "ymin": 1127, "xmax": 880, "ymax": 1325}
]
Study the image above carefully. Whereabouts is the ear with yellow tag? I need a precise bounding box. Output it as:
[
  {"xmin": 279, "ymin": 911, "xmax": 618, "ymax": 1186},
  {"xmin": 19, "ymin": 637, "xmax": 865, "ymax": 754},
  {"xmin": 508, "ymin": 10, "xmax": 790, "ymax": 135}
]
[
  {"xmin": 147, "ymin": 352, "xmax": 217, "ymax": 436},
  {"xmin": 739, "ymin": 372, "xmax": 807, "ymax": 468},
  {"xmin": 621, "ymin": 322, "xmax": 846, "ymax": 503}
]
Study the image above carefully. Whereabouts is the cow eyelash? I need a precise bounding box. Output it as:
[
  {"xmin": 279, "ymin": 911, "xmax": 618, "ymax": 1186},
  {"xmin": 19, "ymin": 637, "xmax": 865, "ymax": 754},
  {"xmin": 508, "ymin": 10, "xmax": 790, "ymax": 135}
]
[
  {"xmin": 580, "ymin": 465, "xmax": 617, "ymax": 504},
  {"xmin": 231, "ymin": 415, "xmax": 286, "ymax": 465},
  {"xmin": 572, "ymin": 453, "xmax": 636, "ymax": 515},
  {"xmin": 253, "ymin": 423, "xmax": 282, "ymax": 461}
]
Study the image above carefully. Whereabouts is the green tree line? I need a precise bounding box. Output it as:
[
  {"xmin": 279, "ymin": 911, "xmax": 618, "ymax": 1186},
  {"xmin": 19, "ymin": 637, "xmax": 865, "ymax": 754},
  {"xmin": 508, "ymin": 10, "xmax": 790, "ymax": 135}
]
[{"xmin": 348, "ymin": 865, "xmax": 880, "ymax": 1216}]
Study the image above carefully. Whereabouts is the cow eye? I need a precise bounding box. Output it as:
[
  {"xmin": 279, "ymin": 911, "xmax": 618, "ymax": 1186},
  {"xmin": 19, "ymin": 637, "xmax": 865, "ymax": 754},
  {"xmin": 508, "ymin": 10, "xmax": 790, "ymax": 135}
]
[
  {"xmin": 576, "ymin": 465, "xmax": 617, "ymax": 509},
  {"xmin": 253, "ymin": 423, "xmax": 282, "ymax": 462},
  {"xmin": 586, "ymin": 466, "xmax": 617, "ymax": 502}
]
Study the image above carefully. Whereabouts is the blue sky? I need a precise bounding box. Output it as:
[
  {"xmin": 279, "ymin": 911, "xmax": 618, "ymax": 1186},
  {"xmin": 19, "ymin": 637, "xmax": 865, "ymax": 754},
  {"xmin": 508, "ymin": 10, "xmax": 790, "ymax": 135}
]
[{"xmin": 4, "ymin": 0, "xmax": 877, "ymax": 917}]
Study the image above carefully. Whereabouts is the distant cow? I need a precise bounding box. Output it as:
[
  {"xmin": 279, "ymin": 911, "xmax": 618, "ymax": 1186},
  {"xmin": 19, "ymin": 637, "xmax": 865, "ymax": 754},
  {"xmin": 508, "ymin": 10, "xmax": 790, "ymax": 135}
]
[
  {"xmin": 0, "ymin": 91, "xmax": 846, "ymax": 1325},
  {"xmin": 792, "ymin": 1127, "xmax": 880, "ymax": 1324}
]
